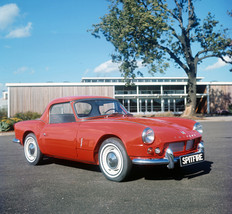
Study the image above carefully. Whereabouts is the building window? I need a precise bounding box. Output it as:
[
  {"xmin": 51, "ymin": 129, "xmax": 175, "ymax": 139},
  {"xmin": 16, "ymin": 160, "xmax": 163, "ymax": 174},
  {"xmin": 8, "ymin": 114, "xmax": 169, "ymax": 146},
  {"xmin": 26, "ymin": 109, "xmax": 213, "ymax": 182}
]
[
  {"xmin": 152, "ymin": 99, "xmax": 161, "ymax": 112},
  {"xmin": 115, "ymin": 86, "xmax": 136, "ymax": 94},
  {"xmin": 138, "ymin": 99, "xmax": 161, "ymax": 113},
  {"xmin": 163, "ymin": 85, "xmax": 184, "ymax": 94},
  {"xmin": 118, "ymin": 99, "xmax": 137, "ymax": 113},
  {"xmin": 139, "ymin": 86, "xmax": 160, "ymax": 94},
  {"xmin": 197, "ymin": 85, "xmax": 207, "ymax": 94},
  {"xmin": 175, "ymin": 99, "xmax": 185, "ymax": 112}
]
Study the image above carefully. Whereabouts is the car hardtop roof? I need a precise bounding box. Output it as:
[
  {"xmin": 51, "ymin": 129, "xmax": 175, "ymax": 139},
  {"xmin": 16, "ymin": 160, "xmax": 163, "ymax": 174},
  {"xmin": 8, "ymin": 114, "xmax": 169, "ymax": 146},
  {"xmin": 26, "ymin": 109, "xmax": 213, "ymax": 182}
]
[
  {"xmin": 40, "ymin": 96, "xmax": 116, "ymax": 123},
  {"xmin": 50, "ymin": 96, "xmax": 115, "ymax": 104}
]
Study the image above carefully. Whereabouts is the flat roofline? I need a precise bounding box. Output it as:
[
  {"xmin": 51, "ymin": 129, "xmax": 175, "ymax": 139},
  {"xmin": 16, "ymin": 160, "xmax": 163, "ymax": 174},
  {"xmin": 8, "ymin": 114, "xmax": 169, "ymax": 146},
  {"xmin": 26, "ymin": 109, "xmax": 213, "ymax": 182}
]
[
  {"xmin": 81, "ymin": 76, "xmax": 204, "ymax": 80},
  {"xmin": 6, "ymin": 82, "xmax": 85, "ymax": 87},
  {"xmin": 6, "ymin": 81, "xmax": 232, "ymax": 87},
  {"xmin": 199, "ymin": 82, "xmax": 232, "ymax": 85}
]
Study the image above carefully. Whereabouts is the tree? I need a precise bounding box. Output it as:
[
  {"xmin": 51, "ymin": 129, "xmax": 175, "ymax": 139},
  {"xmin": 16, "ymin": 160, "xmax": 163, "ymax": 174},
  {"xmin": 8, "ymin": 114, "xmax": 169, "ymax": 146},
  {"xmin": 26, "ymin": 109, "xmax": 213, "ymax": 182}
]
[
  {"xmin": 228, "ymin": 10, "xmax": 232, "ymax": 17},
  {"xmin": 91, "ymin": 0, "xmax": 232, "ymax": 116}
]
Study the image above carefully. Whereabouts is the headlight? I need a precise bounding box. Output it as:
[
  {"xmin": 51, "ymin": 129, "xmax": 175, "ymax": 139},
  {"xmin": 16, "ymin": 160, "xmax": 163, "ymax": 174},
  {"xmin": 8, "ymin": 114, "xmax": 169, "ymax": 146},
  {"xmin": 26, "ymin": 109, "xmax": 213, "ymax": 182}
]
[
  {"xmin": 193, "ymin": 122, "xmax": 203, "ymax": 134},
  {"xmin": 142, "ymin": 128, "xmax": 155, "ymax": 144}
]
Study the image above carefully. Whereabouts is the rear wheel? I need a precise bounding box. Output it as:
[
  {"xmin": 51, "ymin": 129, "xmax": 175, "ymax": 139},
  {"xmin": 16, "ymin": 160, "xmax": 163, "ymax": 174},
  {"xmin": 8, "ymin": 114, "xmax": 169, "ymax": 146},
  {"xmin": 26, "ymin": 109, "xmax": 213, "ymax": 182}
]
[
  {"xmin": 99, "ymin": 137, "xmax": 132, "ymax": 182},
  {"xmin": 24, "ymin": 133, "xmax": 43, "ymax": 165}
]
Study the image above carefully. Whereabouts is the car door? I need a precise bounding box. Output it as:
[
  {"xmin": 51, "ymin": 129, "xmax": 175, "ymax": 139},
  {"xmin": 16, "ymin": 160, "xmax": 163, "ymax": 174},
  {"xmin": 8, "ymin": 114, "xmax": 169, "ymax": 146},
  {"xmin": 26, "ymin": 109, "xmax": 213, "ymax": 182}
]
[{"xmin": 41, "ymin": 102, "xmax": 79, "ymax": 159}]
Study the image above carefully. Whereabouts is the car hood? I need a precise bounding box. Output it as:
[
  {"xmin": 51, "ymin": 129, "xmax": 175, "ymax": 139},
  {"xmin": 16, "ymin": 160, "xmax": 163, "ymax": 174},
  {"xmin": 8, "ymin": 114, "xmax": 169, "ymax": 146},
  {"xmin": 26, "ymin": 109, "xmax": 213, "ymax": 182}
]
[{"xmin": 112, "ymin": 116, "xmax": 200, "ymax": 142}]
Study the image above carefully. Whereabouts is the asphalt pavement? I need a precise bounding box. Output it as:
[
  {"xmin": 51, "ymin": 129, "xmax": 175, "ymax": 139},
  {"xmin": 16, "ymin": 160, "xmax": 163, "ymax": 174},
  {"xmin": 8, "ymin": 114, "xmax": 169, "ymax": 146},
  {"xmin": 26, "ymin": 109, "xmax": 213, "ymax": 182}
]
[{"xmin": 0, "ymin": 120, "xmax": 232, "ymax": 214}]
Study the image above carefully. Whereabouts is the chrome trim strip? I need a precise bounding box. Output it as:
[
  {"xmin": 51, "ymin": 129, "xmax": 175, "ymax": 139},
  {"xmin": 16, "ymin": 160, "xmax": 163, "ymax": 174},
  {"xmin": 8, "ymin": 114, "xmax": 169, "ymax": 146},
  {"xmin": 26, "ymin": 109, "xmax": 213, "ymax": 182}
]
[
  {"xmin": 80, "ymin": 138, "xmax": 83, "ymax": 148},
  {"xmin": 12, "ymin": 138, "xmax": 21, "ymax": 144}
]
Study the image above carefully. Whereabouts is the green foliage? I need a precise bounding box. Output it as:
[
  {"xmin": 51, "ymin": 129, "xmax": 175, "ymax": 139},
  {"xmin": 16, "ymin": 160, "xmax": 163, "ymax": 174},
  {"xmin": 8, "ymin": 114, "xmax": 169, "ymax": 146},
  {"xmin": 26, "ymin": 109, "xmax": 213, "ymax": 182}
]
[
  {"xmin": 91, "ymin": 0, "xmax": 171, "ymax": 79},
  {"xmin": 227, "ymin": 10, "xmax": 232, "ymax": 17},
  {"xmin": 0, "ymin": 111, "xmax": 41, "ymax": 132},
  {"xmin": 0, "ymin": 108, "xmax": 7, "ymax": 120},
  {"xmin": 91, "ymin": 0, "xmax": 232, "ymax": 115},
  {"xmin": 13, "ymin": 111, "xmax": 41, "ymax": 121},
  {"xmin": 0, "ymin": 118, "xmax": 22, "ymax": 132},
  {"xmin": 91, "ymin": 0, "xmax": 231, "ymax": 77}
]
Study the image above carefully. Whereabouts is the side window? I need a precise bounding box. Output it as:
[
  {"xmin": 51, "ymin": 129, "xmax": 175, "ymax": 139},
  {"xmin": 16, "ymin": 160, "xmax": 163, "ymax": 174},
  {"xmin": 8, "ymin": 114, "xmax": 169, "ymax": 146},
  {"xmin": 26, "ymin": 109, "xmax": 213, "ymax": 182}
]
[
  {"xmin": 75, "ymin": 102, "xmax": 92, "ymax": 118},
  {"xmin": 50, "ymin": 103, "xmax": 76, "ymax": 124}
]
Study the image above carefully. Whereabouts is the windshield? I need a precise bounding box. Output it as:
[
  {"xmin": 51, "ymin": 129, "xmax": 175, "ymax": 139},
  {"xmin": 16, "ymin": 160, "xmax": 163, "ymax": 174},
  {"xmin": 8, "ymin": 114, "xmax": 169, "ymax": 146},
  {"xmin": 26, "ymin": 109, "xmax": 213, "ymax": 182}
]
[{"xmin": 74, "ymin": 99, "xmax": 129, "ymax": 118}]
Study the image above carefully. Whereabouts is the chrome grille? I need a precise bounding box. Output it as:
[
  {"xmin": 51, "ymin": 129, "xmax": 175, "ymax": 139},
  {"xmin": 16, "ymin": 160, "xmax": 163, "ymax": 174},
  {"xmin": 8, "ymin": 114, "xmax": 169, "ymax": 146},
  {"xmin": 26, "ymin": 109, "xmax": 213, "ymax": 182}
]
[
  {"xmin": 168, "ymin": 139, "xmax": 196, "ymax": 153},
  {"xmin": 168, "ymin": 142, "xmax": 184, "ymax": 152},
  {"xmin": 186, "ymin": 140, "xmax": 194, "ymax": 150}
]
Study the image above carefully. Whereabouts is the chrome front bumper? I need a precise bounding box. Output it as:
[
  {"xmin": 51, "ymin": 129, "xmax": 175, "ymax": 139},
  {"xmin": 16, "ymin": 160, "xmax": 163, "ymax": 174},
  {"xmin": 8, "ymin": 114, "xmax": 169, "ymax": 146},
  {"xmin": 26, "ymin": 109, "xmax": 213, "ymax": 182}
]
[{"xmin": 132, "ymin": 141, "xmax": 204, "ymax": 169}]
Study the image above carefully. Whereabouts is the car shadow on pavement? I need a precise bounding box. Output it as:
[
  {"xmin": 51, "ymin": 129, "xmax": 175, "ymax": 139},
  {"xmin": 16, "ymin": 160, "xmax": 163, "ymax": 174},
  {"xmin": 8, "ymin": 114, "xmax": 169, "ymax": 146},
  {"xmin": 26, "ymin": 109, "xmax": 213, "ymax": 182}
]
[
  {"xmin": 40, "ymin": 157, "xmax": 101, "ymax": 172},
  {"xmin": 39, "ymin": 157, "xmax": 213, "ymax": 182},
  {"xmin": 129, "ymin": 161, "xmax": 213, "ymax": 181}
]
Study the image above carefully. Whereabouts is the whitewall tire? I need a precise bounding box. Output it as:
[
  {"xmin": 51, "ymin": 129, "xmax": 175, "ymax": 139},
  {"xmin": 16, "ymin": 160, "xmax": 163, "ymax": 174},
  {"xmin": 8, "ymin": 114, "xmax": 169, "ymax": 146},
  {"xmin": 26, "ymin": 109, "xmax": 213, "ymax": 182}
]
[
  {"xmin": 99, "ymin": 137, "xmax": 132, "ymax": 182},
  {"xmin": 24, "ymin": 133, "xmax": 43, "ymax": 165}
]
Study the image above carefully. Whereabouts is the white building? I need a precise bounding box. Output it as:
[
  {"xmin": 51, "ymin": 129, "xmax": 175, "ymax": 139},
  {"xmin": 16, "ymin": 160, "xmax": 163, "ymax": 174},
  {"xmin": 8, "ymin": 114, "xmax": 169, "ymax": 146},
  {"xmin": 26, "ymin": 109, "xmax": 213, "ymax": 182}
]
[{"xmin": 6, "ymin": 77, "xmax": 232, "ymax": 117}]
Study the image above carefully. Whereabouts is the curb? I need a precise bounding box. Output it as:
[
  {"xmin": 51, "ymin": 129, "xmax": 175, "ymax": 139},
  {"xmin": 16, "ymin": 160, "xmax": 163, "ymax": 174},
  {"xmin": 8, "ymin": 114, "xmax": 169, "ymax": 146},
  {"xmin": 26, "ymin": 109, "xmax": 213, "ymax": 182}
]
[
  {"xmin": 0, "ymin": 131, "xmax": 15, "ymax": 136},
  {"xmin": 198, "ymin": 116, "xmax": 232, "ymax": 122}
]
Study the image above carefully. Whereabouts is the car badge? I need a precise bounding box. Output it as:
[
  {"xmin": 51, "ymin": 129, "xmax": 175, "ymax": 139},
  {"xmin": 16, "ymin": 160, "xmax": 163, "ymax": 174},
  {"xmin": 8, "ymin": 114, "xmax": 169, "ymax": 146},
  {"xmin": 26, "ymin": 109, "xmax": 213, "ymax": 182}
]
[{"xmin": 180, "ymin": 131, "xmax": 186, "ymax": 135}]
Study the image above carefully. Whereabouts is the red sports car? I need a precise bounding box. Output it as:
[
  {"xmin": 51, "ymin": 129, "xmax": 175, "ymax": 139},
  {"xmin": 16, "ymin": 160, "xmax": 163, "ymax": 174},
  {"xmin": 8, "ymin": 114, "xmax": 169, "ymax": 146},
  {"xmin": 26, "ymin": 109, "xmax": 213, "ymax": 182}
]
[{"xmin": 13, "ymin": 96, "xmax": 204, "ymax": 182}]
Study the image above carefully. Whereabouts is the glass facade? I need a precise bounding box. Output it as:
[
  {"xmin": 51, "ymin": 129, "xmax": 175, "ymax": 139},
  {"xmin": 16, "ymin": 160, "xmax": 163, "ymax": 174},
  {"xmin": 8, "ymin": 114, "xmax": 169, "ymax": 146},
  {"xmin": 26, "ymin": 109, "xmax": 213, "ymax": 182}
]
[
  {"xmin": 139, "ymin": 86, "xmax": 160, "ymax": 94},
  {"xmin": 81, "ymin": 77, "xmax": 207, "ymax": 114},
  {"xmin": 115, "ymin": 86, "xmax": 136, "ymax": 95},
  {"xmin": 163, "ymin": 85, "xmax": 184, "ymax": 94}
]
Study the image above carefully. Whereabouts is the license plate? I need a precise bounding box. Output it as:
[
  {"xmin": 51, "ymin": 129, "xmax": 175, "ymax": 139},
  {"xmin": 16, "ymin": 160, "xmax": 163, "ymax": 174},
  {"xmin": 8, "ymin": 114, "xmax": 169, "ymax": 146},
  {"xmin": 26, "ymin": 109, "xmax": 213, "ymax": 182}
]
[{"xmin": 180, "ymin": 152, "xmax": 204, "ymax": 167}]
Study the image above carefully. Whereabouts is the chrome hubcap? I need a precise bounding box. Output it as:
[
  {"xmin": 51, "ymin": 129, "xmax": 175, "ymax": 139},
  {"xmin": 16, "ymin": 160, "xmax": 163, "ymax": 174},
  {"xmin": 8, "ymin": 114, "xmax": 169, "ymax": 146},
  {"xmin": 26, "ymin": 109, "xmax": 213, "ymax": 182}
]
[
  {"xmin": 28, "ymin": 143, "xmax": 35, "ymax": 156},
  {"xmin": 107, "ymin": 152, "xmax": 118, "ymax": 169}
]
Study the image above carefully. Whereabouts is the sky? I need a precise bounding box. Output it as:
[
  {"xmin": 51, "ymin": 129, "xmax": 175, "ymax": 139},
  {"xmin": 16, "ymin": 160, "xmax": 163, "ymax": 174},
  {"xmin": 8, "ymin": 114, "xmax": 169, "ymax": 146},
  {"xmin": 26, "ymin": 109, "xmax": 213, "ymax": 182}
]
[{"xmin": 0, "ymin": 0, "xmax": 232, "ymax": 96}]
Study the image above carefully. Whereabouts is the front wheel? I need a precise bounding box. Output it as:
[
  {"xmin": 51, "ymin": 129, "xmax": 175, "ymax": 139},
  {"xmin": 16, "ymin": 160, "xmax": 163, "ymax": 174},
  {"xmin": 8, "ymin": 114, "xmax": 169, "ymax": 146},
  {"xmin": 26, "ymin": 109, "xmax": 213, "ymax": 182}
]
[
  {"xmin": 99, "ymin": 137, "xmax": 132, "ymax": 182},
  {"xmin": 24, "ymin": 133, "xmax": 43, "ymax": 165}
]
